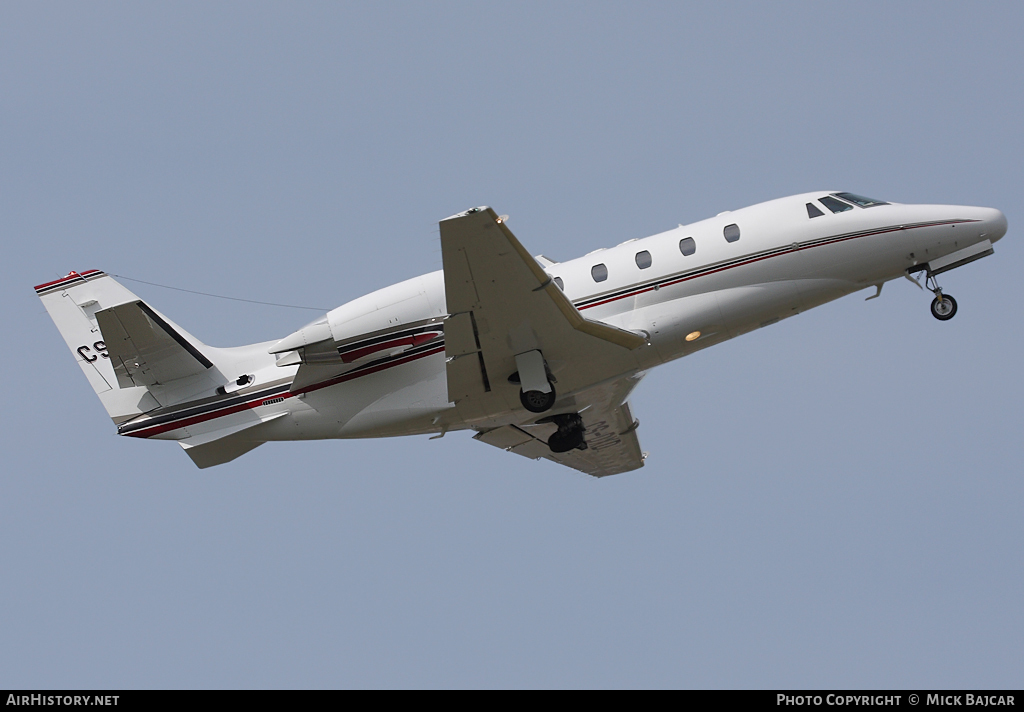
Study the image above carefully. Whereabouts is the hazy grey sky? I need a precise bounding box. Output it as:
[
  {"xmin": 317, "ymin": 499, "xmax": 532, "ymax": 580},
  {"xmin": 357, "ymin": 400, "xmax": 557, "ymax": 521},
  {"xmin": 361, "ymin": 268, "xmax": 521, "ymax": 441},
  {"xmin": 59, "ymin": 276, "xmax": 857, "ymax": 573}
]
[{"xmin": 3, "ymin": 1, "xmax": 1022, "ymax": 688}]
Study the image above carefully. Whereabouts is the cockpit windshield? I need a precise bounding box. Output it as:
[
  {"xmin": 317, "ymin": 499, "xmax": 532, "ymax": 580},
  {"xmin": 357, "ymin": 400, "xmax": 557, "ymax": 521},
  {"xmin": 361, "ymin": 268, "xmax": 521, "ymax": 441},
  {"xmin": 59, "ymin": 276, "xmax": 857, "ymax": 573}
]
[
  {"xmin": 834, "ymin": 192, "xmax": 888, "ymax": 208},
  {"xmin": 819, "ymin": 196, "xmax": 853, "ymax": 214}
]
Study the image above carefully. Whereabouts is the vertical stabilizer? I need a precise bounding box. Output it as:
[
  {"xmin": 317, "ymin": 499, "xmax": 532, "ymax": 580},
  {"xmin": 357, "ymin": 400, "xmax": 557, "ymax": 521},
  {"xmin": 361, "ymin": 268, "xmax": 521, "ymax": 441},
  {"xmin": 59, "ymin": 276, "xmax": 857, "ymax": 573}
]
[{"xmin": 34, "ymin": 270, "xmax": 215, "ymax": 424}]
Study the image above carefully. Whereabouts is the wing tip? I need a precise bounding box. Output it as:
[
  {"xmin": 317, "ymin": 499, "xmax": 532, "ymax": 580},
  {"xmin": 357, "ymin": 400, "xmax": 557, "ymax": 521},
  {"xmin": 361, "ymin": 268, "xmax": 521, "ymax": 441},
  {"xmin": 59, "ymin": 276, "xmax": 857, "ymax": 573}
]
[{"xmin": 440, "ymin": 206, "xmax": 493, "ymax": 222}]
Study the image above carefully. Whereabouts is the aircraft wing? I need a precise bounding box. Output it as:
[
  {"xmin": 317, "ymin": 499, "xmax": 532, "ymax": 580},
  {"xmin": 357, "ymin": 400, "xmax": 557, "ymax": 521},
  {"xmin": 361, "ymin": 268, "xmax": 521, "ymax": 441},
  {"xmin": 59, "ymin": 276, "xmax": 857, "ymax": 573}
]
[
  {"xmin": 440, "ymin": 207, "xmax": 645, "ymax": 417},
  {"xmin": 96, "ymin": 301, "xmax": 214, "ymax": 388},
  {"xmin": 473, "ymin": 373, "xmax": 646, "ymax": 477}
]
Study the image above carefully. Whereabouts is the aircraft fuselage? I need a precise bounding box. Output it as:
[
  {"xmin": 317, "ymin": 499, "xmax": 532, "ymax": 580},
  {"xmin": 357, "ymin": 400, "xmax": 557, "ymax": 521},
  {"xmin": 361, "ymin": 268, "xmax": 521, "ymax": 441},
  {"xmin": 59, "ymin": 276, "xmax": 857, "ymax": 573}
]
[{"xmin": 249, "ymin": 191, "xmax": 1007, "ymax": 442}]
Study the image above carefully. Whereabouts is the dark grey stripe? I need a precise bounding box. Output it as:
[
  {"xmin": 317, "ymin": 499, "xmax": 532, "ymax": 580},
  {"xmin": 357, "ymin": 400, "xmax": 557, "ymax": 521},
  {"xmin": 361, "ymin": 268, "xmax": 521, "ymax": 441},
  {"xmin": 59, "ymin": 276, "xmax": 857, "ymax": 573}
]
[
  {"xmin": 136, "ymin": 301, "xmax": 214, "ymax": 369},
  {"xmin": 120, "ymin": 338, "xmax": 448, "ymax": 436},
  {"xmin": 118, "ymin": 383, "xmax": 292, "ymax": 434}
]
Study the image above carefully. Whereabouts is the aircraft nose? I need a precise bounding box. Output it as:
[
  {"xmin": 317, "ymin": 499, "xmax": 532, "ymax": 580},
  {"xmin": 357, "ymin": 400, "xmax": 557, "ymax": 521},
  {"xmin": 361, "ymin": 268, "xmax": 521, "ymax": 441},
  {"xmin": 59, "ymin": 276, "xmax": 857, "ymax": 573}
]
[{"xmin": 980, "ymin": 207, "xmax": 1008, "ymax": 243}]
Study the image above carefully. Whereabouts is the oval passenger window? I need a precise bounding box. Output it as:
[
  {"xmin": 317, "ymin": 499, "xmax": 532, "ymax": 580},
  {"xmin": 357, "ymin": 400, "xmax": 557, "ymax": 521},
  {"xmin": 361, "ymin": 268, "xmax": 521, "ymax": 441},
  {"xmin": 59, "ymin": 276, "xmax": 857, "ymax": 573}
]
[
  {"xmin": 724, "ymin": 224, "xmax": 740, "ymax": 243},
  {"xmin": 635, "ymin": 251, "xmax": 652, "ymax": 269},
  {"xmin": 679, "ymin": 237, "xmax": 696, "ymax": 256},
  {"xmin": 591, "ymin": 264, "xmax": 608, "ymax": 282},
  {"xmin": 553, "ymin": 276, "xmax": 564, "ymax": 290}
]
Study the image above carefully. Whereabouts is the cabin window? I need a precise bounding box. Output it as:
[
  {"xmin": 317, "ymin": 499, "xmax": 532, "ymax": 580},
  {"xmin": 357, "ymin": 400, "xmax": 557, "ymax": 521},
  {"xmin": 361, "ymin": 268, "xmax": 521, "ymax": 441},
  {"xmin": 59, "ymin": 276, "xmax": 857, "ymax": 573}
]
[
  {"xmin": 806, "ymin": 202, "xmax": 824, "ymax": 218},
  {"xmin": 635, "ymin": 250, "xmax": 652, "ymax": 269},
  {"xmin": 723, "ymin": 223, "xmax": 741, "ymax": 243},
  {"xmin": 834, "ymin": 192, "xmax": 888, "ymax": 207},
  {"xmin": 591, "ymin": 263, "xmax": 608, "ymax": 282},
  {"xmin": 679, "ymin": 237, "xmax": 696, "ymax": 256},
  {"xmin": 819, "ymin": 196, "xmax": 853, "ymax": 213},
  {"xmin": 553, "ymin": 276, "xmax": 564, "ymax": 290}
]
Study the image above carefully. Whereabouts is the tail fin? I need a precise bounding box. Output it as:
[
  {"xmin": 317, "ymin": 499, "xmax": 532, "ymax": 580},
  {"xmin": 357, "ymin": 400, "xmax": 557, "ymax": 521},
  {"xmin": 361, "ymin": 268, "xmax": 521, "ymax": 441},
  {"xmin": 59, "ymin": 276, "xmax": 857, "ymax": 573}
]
[{"xmin": 34, "ymin": 270, "xmax": 217, "ymax": 424}]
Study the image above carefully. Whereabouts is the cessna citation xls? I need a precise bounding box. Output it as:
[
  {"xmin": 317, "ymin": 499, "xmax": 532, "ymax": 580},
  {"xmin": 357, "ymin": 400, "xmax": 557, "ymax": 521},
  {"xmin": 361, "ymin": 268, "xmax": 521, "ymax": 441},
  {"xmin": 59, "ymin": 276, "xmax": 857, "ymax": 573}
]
[{"xmin": 36, "ymin": 192, "xmax": 1007, "ymax": 476}]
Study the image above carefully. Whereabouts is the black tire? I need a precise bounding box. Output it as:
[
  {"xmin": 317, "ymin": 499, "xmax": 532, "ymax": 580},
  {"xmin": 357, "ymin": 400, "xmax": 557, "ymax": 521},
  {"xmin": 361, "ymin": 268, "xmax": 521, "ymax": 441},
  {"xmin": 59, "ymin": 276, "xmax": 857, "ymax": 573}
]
[
  {"xmin": 520, "ymin": 385, "xmax": 556, "ymax": 413},
  {"xmin": 930, "ymin": 294, "xmax": 958, "ymax": 321},
  {"xmin": 548, "ymin": 428, "xmax": 584, "ymax": 453}
]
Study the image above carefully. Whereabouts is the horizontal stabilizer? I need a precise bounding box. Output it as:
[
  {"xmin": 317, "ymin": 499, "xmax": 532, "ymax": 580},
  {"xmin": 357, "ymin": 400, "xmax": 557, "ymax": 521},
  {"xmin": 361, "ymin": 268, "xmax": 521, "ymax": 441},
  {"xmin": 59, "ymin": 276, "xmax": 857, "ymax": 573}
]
[
  {"xmin": 97, "ymin": 301, "xmax": 214, "ymax": 387},
  {"xmin": 181, "ymin": 435, "xmax": 264, "ymax": 469},
  {"xmin": 178, "ymin": 412, "xmax": 286, "ymax": 469}
]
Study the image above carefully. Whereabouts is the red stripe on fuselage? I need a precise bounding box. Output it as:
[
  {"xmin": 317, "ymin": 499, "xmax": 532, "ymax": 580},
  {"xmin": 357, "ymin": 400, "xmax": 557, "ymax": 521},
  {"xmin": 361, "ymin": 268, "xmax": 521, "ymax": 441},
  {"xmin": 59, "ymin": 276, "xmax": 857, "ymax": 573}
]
[
  {"xmin": 122, "ymin": 219, "xmax": 974, "ymax": 438},
  {"xmin": 577, "ymin": 221, "xmax": 970, "ymax": 310},
  {"xmin": 340, "ymin": 332, "xmax": 441, "ymax": 363},
  {"xmin": 125, "ymin": 345, "xmax": 447, "ymax": 439}
]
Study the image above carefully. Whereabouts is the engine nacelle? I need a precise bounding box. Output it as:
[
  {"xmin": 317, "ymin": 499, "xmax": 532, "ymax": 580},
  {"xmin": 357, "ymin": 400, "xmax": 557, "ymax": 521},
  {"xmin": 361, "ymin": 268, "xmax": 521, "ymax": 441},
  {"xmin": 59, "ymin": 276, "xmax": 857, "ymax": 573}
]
[{"xmin": 270, "ymin": 271, "xmax": 446, "ymax": 366}]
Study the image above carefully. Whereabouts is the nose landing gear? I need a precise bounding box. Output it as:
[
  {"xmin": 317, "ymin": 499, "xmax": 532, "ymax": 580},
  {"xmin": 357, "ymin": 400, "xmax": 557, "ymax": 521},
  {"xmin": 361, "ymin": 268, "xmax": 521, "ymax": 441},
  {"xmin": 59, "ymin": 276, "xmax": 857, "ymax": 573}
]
[
  {"xmin": 908, "ymin": 268, "xmax": 961, "ymax": 321},
  {"xmin": 925, "ymin": 273, "xmax": 957, "ymax": 321}
]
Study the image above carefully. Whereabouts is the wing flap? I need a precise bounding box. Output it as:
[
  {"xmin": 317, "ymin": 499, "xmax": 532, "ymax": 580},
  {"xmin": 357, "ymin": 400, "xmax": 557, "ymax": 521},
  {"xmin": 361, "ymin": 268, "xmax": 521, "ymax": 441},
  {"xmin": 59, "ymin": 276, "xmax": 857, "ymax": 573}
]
[
  {"xmin": 475, "ymin": 423, "xmax": 535, "ymax": 450},
  {"xmin": 473, "ymin": 374, "xmax": 647, "ymax": 478},
  {"xmin": 548, "ymin": 400, "xmax": 644, "ymax": 477}
]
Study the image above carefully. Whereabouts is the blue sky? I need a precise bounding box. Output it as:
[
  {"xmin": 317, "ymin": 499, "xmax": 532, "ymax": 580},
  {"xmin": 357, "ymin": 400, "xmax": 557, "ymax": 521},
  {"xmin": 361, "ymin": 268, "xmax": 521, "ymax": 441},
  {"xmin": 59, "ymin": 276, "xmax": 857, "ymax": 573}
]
[{"xmin": 3, "ymin": 2, "xmax": 1022, "ymax": 688}]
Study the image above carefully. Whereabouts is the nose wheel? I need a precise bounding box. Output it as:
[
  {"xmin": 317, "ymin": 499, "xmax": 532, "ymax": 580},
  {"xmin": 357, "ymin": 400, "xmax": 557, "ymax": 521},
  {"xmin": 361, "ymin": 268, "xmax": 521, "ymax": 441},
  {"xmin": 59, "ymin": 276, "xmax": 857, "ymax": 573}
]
[
  {"xmin": 930, "ymin": 293, "xmax": 957, "ymax": 321},
  {"xmin": 924, "ymin": 272, "xmax": 958, "ymax": 321}
]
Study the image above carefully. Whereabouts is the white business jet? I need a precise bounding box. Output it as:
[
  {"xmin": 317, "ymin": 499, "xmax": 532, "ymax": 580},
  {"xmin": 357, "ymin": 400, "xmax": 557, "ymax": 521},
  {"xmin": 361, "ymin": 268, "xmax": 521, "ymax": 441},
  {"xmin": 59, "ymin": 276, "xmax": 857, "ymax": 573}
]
[{"xmin": 36, "ymin": 192, "xmax": 1006, "ymax": 476}]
